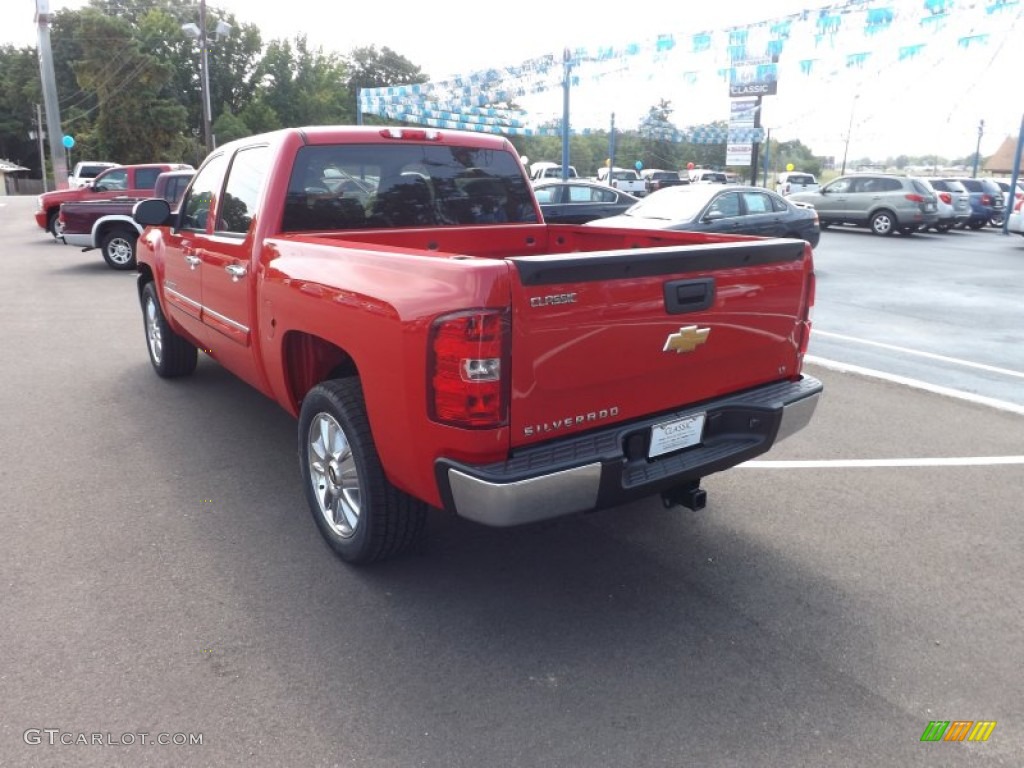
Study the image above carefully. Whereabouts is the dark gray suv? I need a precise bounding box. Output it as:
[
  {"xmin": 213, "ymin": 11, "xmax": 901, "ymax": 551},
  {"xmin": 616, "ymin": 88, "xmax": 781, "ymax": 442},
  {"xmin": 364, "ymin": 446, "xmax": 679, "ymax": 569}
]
[{"xmin": 789, "ymin": 174, "xmax": 938, "ymax": 236}]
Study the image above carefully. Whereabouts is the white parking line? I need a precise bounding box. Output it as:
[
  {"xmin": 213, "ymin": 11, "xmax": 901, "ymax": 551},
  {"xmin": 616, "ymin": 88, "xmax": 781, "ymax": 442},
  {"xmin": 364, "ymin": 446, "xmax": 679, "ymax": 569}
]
[
  {"xmin": 805, "ymin": 355, "xmax": 1024, "ymax": 416},
  {"xmin": 813, "ymin": 330, "xmax": 1024, "ymax": 380},
  {"xmin": 743, "ymin": 456, "xmax": 1024, "ymax": 469}
]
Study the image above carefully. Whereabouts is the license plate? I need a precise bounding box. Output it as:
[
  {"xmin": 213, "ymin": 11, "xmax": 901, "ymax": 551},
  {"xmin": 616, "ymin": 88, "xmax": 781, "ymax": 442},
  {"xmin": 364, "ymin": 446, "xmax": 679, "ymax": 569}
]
[{"xmin": 648, "ymin": 413, "xmax": 705, "ymax": 458}]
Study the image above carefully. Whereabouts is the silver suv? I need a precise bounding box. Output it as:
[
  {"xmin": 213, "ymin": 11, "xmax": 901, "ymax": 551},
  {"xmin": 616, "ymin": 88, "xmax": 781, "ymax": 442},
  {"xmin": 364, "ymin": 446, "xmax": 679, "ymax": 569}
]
[{"xmin": 789, "ymin": 174, "xmax": 938, "ymax": 236}]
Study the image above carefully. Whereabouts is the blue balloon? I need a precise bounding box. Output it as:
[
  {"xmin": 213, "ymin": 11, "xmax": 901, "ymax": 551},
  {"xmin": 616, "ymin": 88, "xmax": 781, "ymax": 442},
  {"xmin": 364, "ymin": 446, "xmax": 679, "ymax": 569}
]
[
  {"xmin": 62, "ymin": 135, "xmax": 75, "ymax": 148},
  {"xmin": 635, "ymin": 160, "xmax": 643, "ymax": 171}
]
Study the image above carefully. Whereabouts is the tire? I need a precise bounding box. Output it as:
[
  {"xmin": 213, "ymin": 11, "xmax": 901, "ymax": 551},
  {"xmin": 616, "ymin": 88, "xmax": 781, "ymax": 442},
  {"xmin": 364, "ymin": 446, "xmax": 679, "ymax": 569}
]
[
  {"xmin": 898, "ymin": 226, "xmax": 916, "ymax": 236},
  {"xmin": 140, "ymin": 281, "xmax": 197, "ymax": 378},
  {"xmin": 935, "ymin": 223, "xmax": 951, "ymax": 232},
  {"xmin": 870, "ymin": 210, "xmax": 896, "ymax": 236},
  {"xmin": 100, "ymin": 226, "xmax": 138, "ymax": 270},
  {"xmin": 819, "ymin": 221, "xmax": 830, "ymax": 230},
  {"xmin": 46, "ymin": 210, "xmax": 61, "ymax": 238},
  {"xmin": 968, "ymin": 219, "xmax": 986, "ymax": 230},
  {"xmin": 298, "ymin": 378, "xmax": 427, "ymax": 564},
  {"xmin": 990, "ymin": 214, "xmax": 1004, "ymax": 227}
]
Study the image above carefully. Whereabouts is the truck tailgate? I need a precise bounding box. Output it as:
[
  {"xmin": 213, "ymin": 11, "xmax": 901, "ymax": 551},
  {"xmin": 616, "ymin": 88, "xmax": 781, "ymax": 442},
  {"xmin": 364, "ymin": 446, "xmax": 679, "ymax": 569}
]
[{"xmin": 506, "ymin": 239, "xmax": 811, "ymax": 448}]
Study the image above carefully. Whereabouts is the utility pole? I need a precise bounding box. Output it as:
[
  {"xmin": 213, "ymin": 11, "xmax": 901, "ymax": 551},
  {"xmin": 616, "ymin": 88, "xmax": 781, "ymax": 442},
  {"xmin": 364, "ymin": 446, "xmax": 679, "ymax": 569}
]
[
  {"xmin": 748, "ymin": 96, "xmax": 762, "ymax": 186},
  {"xmin": 561, "ymin": 48, "xmax": 571, "ymax": 181},
  {"xmin": 840, "ymin": 95, "xmax": 859, "ymax": 175},
  {"xmin": 35, "ymin": 0, "xmax": 69, "ymax": 189},
  {"xmin": 34, "ymin": 104, "xmax": 47, "ymax": 192},
  {"xmin": 972, "ymin": 119, "xmax": 985, "ymax": 178},
  {"xmin": 607, "ymin": 112, "xmax": 616, "ymax": 182}
]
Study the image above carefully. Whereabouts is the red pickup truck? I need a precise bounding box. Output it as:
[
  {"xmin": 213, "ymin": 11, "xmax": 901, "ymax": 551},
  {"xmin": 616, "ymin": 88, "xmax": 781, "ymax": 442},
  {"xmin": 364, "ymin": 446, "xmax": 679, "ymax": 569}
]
[
  {"xmin": 35, "ymin": 162, "xmax": 193, "ymax": 237},
  {"xmin": 132, "ymin": 126, "xmax": 821, "ymax": 564},
  {"xmin": 58, "ymin": 170, "xmax": 194, "ymax": 270}
]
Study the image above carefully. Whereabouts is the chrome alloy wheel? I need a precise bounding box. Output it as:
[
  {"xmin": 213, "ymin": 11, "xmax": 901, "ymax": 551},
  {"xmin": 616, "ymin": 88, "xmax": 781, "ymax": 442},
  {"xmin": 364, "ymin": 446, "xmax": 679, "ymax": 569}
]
[
  {"xmin": 106, "ymin": 235, "xmax": 134, "ymax": 265},
  {"xmin": 307, "ymin": 413, "xmax": 361, "ymax": 538},
  {"xmin": 144, "ymin": 295, "xmax": 163, "ymax": 364}
]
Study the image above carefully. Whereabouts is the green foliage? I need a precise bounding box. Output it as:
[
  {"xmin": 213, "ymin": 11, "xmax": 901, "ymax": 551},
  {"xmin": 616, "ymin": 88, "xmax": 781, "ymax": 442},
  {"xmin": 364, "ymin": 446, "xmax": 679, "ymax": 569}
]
[
  {"xmin": 346, "ymin": 45, "xmax": 427, "ymax": 92},
  {"xmin": 212, "ymin": 108, "xmax": 250, "ymax": 145}
]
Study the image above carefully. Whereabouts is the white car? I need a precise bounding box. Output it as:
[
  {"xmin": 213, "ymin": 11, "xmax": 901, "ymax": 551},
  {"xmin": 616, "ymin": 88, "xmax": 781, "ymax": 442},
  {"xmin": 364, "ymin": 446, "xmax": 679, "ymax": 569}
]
[
  {"xmin": 919, "ymin": 178, "xmax": 957, "ymax": 233},
  {"xmin": 1007, "ymin": 196, "xmax": 1024, "ymax": 236},
  {"xmin": 775, "ymin": 172, "xmax": 819, "ymax": 196},
  {"xmin": 67, "ymin": 160, "xmax": 119, "ymax": 189},
  {"xmin": 991, "ymin": 178, "xmax": 1024, "ymax": 227}
]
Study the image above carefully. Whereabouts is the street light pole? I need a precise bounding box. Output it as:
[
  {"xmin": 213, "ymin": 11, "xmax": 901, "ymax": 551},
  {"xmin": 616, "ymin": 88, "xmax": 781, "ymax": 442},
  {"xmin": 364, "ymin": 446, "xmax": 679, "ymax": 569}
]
[
  {"xmin": 972, "ymin": 119, "xmax": 985, "ymax": 178},
  {"xmin": 198, "ymin": 0, "xmax": 213, "ymax": 154}
]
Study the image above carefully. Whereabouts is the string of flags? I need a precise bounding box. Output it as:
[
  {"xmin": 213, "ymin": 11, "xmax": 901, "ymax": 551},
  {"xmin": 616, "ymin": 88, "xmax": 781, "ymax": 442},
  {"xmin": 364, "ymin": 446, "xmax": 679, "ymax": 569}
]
[{"xmin": 360, "ymin": 0, "xmax": 1023, "ymax": 143}]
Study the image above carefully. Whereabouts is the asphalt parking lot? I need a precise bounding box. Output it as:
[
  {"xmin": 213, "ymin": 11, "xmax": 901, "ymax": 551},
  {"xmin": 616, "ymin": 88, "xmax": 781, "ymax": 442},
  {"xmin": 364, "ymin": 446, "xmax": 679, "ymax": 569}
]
[{"xmin": 1, "ymin": 196, "xmax": 1022, "ymax": 767}]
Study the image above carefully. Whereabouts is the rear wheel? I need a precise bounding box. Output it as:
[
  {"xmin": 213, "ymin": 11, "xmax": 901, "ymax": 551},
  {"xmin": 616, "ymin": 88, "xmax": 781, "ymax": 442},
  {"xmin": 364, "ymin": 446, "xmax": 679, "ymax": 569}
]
[
  {"xmin": 100, "ymin": 226, "xmax": 137, "ymax": 270},
  {"xmin": 299, "ymin": 378, "xmax": 427, "ymax": 564},
  {"xmin": 990, "ymin": 213, "xmax": 1005, "ymax": 227},
  {"xmin": 898, "ymin": 226, "xmax": 916, "ymax": 236},
  {"xmin": 870, "ymin": 210, "xmax": 896, "ymax": 236},
  {"xmin": 968, "ymin": 219, "xmax": 986, "ymax": 230},
  {"xmin": 141, "ymin": 282, "xmax": 197, "ymax": 378}
]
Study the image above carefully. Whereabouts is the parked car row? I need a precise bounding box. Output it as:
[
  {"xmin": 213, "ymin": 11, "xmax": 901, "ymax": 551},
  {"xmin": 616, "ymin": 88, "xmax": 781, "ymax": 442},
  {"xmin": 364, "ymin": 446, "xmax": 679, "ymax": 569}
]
[
  {"xmin": 34, "ymin": 162, "xmax": 195, "ymax": 269},
  {"xmin": 786, "ymin": 173, "xmax": 1011, "ymax": 236}
]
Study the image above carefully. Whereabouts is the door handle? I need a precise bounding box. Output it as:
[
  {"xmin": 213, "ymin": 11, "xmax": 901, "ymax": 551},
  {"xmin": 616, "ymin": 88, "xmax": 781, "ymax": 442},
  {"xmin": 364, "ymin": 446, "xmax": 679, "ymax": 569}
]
[
  {"xmin": 184, "ymin": 254, "xmax": 200, "ymax": 269},
  {"xmin": 225, "ymin": 264, "xmax": 248, "ymax": 281}
]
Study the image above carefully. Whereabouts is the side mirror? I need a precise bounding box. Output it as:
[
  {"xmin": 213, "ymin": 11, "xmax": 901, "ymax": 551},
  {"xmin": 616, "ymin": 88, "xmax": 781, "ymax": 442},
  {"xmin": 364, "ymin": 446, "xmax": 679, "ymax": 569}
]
[
  {"xmin": 704, "ymin": 210, "xmax": 725, "ymax": 221},
  {"xmin": 133, "ymin": 198, "xmax": 172, "ymax": 227}
]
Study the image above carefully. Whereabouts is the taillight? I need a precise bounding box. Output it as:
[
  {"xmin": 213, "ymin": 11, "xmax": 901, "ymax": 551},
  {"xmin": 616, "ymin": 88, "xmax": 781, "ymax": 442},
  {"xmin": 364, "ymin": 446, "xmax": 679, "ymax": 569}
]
[
  {"xmin": 939, "ymin": 192, "xmax": 952, "ymax": 205},
  {"xmin": 981, "ymin": 194, "xmax": 992, "ymax": 205},
  {"xmin": 905, "ymin": 193, "xmax": 925, "ymax": 203},
  {"xmin": 1015, "ymin": 199, "xmax": 1024, "ymax": 213},
  {"xmin": 429, "ymin": 310, "xmax": 509, "ymax": 428}
]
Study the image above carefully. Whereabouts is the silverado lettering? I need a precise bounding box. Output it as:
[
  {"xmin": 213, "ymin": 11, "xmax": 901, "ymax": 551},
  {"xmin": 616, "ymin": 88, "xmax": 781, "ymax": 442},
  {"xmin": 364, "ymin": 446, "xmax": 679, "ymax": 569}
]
[
  {"xmin": 132, "ymin": 125, "xmax": 821, "ymax": 565},
  {"xmin": 524, "ymin": 407, "xmax": 621, "ymax": 436}
]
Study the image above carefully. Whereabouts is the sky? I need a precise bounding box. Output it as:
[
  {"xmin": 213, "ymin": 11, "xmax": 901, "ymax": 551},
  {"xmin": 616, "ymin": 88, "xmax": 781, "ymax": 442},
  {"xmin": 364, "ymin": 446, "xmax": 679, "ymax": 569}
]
[{"xmin": 9, "ymin": 0, "xmax": 1024, "ymax": 163}]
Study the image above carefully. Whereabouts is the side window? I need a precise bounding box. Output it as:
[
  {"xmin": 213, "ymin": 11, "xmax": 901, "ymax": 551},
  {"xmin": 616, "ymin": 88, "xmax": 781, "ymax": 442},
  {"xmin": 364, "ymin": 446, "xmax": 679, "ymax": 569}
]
[
  {"xmin": 97, "ymin": 169, "xmax": 127, "ymax": 190},
  {"xmin": 568, "ymin": 185, "xmax": 594, "ymax": 203},
  {"xmin": 217, "ymin": 145, "xmax": 270, "ymax": 235},
  {"xmin": 181, "ymin": 153, "xmax": 229, "ymax": 232},
  {"xmin": 135, "ymin": 168, "xmax": 161, "ymax": 188},
  {"xmin": 741, "ymin": 191, "xmax": 772, "ymax": 214},
  {"xmin": 827, "ymin": 178, "xmax": 852, "ymax": 193},
  {"xmin": 165, "ymin": 177, "xmax": 189, "ymax": 205},
  {"xmin": 877, "ymin": 178, "xmax": 902, "ymax": 192},
  {"xmin": 771, "ymin": 195, "xmax": 790, "ymax": 213},
  {"xmin": 707, "ymin": 192, "xmax": 741, "ymax": 218},
  {"xmin": 533, "ymin": 187, "xmax": 557, "ymax": 204}
]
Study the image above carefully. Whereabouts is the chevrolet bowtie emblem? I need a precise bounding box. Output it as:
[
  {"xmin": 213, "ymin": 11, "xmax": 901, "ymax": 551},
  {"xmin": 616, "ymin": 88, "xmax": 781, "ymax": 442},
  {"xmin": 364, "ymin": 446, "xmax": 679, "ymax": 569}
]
[{"xmin": 663, "ymin": 325, "xmax": 710, "ymax": 354}]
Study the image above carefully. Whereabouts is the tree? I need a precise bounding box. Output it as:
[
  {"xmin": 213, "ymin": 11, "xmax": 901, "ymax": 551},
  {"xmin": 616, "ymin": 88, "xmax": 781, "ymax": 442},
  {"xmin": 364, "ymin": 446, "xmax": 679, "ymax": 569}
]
[
  {"xmin": 346, "ymin": 45, "xmax": 427, "ymax": 95},
  {"xmin": 71, "ymin": 11, "xmax": 187, "ymax": 162},
  {"xmin": 0, "ymin": 46, "xmax": 43, "ymax": 173},
  {"xmin": 211, "ymin": 107, "xmax": 250, "ymax": 145},
  {"xmin": 253, "ymin": 36, "xmax": 353, "ymax": 127}
]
